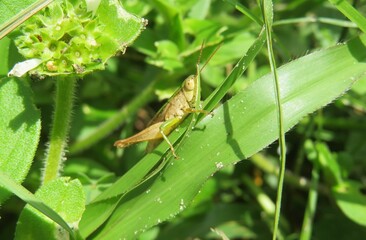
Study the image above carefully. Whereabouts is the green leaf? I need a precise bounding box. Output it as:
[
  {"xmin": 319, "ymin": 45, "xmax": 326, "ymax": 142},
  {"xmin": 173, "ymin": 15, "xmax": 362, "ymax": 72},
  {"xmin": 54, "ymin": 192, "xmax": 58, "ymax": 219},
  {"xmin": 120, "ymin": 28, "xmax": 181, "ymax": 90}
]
[
  {"xmin": 0, "ymin": 171, "xmax": 75, "ymax": 238},
  {"xmin": 159, "ymin": 203, "xmax": 261, "ymax": 239},
  {"xmin": 97, "ymin": 0, "xmax": 147, "ymax": 46},
  {"xmin": 63, "ymin": 158, "xmax": 116, "ymax": 203},
  {"xmin": 316, "ymin": 142, "xmax": 343, "ymax": 185},
  {"xmin": 0, "ymin": 37, "xmax": 11, "ymax": 76},
  {"xmin": 80, "ymin": 34, "xmax": 366, "ymax": 239},
  {"xmin": 146, "ymin": 40, "xmax": 183, "ymax": 71},
  {"xmin": 188, "ymin": 0, "xmax": 211, "ymax": 19},
  {"xmin": 329, "ymin": 0, "xmax": 366, "ymax": 34},
  {"xmin": 79, "ymin": 155, "xmax": 161, "ymax": 237},
  {"xmin": 183, "ymin": 18, "xmax": 225, "ymax": 45},
  {"xmin": 332, "ymin": 180, "xmax": 366, "ymax": 227},
  {"xmin": 150, "ymin": 0, "xmax": 184, "ymax": 49},
  {"xmin": 15, "ymin": 177, "xmax": 85, "ymax": 240},
  {"xmin": 0, "ymin": 77, "xmax": 41, "ymax": 203},
  {"xmin": 225, "ymin": 0, "xmax": 262, "ymax": 26}
]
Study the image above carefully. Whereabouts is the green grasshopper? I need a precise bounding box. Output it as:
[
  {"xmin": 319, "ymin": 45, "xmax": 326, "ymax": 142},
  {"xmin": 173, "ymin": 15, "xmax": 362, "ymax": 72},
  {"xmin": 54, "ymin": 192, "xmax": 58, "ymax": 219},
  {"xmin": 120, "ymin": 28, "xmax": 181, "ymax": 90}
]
[{"xmin": 114, "ymin": 43, "xmax": 220, "ymax": 158}]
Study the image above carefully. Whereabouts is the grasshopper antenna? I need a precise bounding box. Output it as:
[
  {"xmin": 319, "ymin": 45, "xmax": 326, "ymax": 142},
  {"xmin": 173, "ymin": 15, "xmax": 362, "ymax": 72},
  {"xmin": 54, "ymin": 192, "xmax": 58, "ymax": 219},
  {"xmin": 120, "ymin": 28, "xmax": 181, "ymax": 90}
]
[
  {"xmin": 198, "ymin": 42, "xmax": 222, "ymax": 74},
  {"xmin": 196, "ymin": 41, "xmax": 205, "ymax": 70}
]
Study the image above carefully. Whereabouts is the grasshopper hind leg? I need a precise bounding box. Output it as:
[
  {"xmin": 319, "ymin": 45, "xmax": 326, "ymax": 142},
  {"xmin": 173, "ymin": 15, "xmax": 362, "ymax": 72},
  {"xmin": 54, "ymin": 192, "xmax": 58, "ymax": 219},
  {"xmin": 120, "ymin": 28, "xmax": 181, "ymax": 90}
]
[
  {"xmin": 160, "ymin": 130, "xmax": 178, "ymax": 159},
  {"xmin": 157, "ymin": 117, "xmax": 182, "ymax": 159}
]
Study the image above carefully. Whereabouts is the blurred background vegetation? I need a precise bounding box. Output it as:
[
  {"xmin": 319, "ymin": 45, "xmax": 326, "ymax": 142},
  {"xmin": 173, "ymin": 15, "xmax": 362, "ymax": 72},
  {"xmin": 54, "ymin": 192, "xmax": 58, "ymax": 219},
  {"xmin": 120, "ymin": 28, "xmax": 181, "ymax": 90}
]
[{"xmin": 2, "ymin": 0, "xmax": 366, "ymax": 239}]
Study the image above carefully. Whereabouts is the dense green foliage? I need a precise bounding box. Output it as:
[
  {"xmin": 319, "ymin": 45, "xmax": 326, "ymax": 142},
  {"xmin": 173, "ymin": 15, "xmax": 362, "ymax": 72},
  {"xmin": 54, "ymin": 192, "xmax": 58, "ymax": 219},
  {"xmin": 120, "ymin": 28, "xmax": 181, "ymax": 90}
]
[{"xmin": 1, "ymin": 0, "xmax": 366, "ymax": 239}]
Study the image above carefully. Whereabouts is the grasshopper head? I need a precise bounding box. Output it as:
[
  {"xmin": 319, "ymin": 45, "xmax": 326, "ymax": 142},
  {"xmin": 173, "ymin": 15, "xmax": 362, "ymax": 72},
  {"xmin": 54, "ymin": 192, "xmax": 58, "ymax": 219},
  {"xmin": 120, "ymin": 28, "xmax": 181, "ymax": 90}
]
[{"xmin": 182, "ymin": 75, "xmax": 197, "ymax": 105}]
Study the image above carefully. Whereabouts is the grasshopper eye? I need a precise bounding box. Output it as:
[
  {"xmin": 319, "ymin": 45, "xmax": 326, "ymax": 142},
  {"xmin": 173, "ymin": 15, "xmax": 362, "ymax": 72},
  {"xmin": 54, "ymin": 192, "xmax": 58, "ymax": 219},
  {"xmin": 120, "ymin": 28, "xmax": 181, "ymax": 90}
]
[{"xmin": 184, "ymin": 76, "xmax": 195, "ymax": 91}]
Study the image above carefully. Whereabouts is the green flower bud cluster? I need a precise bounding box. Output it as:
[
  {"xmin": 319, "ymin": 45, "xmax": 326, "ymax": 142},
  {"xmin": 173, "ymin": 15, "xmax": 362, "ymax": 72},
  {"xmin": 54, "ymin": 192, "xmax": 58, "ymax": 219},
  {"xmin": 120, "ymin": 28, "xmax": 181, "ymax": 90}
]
[{"xmin": 13, "ymin": 0, "xmax": 117, "ymax": 77}]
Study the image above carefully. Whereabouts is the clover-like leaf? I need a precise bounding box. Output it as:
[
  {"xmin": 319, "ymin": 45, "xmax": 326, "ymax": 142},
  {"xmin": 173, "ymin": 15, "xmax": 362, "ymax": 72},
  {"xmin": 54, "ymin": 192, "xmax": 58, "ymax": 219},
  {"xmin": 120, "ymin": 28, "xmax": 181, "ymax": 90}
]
[{"xmin": 15, "ymin": 177, "xmax": 85, "ymax": 240}]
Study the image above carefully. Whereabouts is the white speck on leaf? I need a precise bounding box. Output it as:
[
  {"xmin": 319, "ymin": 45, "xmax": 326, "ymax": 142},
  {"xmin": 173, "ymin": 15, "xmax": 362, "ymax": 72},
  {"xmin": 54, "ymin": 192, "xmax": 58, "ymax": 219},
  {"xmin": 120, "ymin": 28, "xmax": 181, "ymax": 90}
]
[
  {"xmin": 179, "ymin": 199, "xmax": 186, "ymax": 211},
  {"xmin": 215, "ymin": 162, "xmax": 224, "ymax": 169}
]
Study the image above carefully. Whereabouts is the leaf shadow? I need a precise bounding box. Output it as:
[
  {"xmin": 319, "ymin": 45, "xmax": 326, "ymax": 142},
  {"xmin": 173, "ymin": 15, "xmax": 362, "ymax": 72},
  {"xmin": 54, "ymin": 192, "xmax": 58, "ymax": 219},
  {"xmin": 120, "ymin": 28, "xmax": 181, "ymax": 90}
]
[
  {"xmin": 223, "ymin": 102, "xmax": 246, "ymax": 160},
  {"xmin": 0, "ymin": 78, "xmax": 40, "ymax": 131},
  {"xmin": 347, "ymin": 37, "xmax": 366, "ymax": 63}
]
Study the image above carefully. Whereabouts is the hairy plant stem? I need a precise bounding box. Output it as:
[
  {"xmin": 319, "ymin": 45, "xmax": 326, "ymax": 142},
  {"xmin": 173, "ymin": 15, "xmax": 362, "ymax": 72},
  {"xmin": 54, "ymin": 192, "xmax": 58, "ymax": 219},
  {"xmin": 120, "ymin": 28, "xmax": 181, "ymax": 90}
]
[{"xmin": 43, "ymin": 76, "xmax": 76, "ymax": 184}]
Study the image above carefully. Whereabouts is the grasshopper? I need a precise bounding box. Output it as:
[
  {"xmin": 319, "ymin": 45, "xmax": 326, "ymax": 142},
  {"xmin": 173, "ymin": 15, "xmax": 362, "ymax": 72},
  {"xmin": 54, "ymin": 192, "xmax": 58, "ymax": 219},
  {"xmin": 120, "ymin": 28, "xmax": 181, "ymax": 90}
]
[{"xmin": 114, "ymin": 43, "xmax": 220, "ymax": 158}]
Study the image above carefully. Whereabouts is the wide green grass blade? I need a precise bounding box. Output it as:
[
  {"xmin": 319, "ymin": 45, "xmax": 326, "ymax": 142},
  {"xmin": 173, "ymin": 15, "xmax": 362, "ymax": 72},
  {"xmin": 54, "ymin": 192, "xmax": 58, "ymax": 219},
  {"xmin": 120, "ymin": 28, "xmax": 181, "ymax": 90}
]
[
  {"xmin": 81, "ymin": 35, "xmax": 366, "ymax": 239},
  {"xmin": 78, "ymin": 152, "xmax": 163, "ymax": 237}
]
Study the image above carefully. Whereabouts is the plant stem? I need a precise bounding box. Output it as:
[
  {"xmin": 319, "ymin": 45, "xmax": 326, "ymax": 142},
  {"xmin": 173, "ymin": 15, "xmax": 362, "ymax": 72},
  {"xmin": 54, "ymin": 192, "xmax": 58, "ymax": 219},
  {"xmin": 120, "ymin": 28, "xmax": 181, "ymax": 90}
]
[
  {"xmin": 251, "ymin": 153, "xmax": 328, "ymax": 194},
  {"xmin": 300, "ymin": 111, "xmax": 322, "ymax": 240},
  {"xmin": 300, "ymin": 162, "xmax": 319, "ymax": 240},
  {"xmin": 43, "ymin": 76, "xmax": 76, "ymax": 184},
  {"xmin": 261, "ymin": 0, "xmax": 287, "ymax": 239}
]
